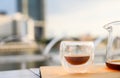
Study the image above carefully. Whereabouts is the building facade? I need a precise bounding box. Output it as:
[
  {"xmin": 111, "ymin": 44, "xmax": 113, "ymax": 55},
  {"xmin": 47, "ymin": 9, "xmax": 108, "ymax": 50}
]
[{"xmin": 17, "ymin": 0, "xmax": 45, "ymax": 40}]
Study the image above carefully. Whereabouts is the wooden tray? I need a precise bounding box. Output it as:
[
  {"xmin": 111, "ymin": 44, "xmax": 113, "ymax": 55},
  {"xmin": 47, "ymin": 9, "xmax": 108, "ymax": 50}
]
[{"xmin": 40, "ymin": 64, "xmax": 120, "ymax": 78}]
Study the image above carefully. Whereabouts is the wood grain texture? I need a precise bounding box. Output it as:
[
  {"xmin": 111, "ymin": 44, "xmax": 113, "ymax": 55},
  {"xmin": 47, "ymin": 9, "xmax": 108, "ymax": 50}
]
[{"xmin": 40, "ymin": 65, "xmax": 120, "ymax": 78}]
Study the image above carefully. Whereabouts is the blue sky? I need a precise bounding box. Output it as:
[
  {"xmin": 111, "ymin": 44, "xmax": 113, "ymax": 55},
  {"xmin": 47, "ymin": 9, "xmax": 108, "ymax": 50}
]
[
  {"xmin": 0, "ymin": 0, "xmax": 120, "ymax": 38},
  {"xmin": 46, "ymin": 0, "xmax": 98, "ymax": 15},
  {"xmin": 0, "ymin": 0, "xmax": 17, "ymax": 14},
  {"xmin": 45, "ymin": 0, "xmax": 120, "ymax": 38}
]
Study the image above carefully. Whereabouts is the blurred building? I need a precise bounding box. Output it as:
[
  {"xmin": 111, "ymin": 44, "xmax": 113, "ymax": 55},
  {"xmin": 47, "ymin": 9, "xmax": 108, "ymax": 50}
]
[
  {"xmin": 17, "ymin": 0, "xmax": 45, "ymax": 40},
  {"xmin": 12, "ymin": 13, "xmax": 35, "ymax": 42},
  {"xmin": 0, "ymin": 0, "xmax": 45, "ymax": 40},
  {"xmin": 0, "ymin": 13, "xmax": 35, "ymax": 42},
  {"xmin": 0, "ymin": 15, "xmax": 12, "ymax": 37}
]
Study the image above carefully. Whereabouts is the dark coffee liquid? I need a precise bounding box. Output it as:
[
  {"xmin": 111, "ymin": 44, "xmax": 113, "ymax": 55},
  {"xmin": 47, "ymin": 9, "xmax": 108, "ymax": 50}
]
[
  {"xmin": 64, "ymin": 55, "xmax": 90, "ymax": 65},
  {"xmin": 106, "ymin": 60, "xmax": 120, "ymax": 70}
]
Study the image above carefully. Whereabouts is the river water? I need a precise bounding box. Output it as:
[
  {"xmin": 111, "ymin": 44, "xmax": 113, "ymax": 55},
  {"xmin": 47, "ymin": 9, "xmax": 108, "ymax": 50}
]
[{"xmin": 0, "ymin": 49, "xmax": 106, "ymax": 71}]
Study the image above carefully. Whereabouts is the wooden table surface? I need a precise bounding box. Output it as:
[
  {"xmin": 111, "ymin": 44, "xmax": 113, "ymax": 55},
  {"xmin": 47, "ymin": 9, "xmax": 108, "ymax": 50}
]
[
  {"xmin": 40, "ymin": 65, "xmax": 120, "ymax": 78},
  {"xmin": 0, "ymin": 64, "xmax": 120, "ymax": 78}
]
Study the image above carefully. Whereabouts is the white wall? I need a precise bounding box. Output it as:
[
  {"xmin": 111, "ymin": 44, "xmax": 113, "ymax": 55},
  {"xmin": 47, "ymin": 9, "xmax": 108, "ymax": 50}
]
[{"xmin": 0, "ymin": 16, "xmax": 13, "ymax": 36}]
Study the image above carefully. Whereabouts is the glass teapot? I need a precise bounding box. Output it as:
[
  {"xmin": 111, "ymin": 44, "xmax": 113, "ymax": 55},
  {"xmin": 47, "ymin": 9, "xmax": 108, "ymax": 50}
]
[{"xmin": 104, "ymin": 21, "xmax": 120, "ymax": 70}]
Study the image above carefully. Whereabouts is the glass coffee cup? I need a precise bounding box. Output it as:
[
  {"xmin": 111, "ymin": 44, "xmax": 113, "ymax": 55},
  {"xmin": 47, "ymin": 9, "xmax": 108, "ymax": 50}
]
[{"xmin": 60, "ymin": 41, "xmax": 94, "ymax": 73}]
